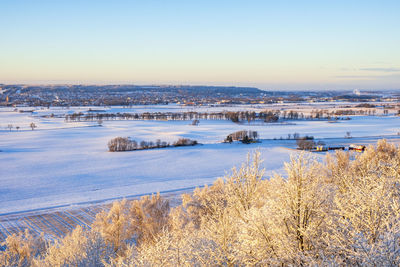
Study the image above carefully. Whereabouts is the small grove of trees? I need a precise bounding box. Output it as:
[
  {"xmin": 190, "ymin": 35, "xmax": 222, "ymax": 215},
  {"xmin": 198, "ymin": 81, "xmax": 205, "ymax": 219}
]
[
  {"xmin": 225, "ymin": 130, "xmax": 259, "ymax": 144},
  {"xmin": 294, "ymin": 136, "xmax": 326, "ymax": 150},
  {"xmin": 259, "ymin": 110, "xmax": 280, "ymax": 122},
  {"xmin": 172, "ymin": 138, "xmax": 198, "ymax": 147},
  {"xmin": 2, "ymin": 141, "xmax": 400, "ymax": 266},
  {"xmin": 355, "ymin": 103, "xmax": 376, "ymax": 108},
  {"xmin": 108, "ymin": 137, "xmax": 198, "ymax": 152},
  {"xmin": 108, "ymin": 137, "xmax": 138, "ymax": 151},
  {"xmin": 296, "ymin": 139, "xmax": 315, "ymax": 150}
]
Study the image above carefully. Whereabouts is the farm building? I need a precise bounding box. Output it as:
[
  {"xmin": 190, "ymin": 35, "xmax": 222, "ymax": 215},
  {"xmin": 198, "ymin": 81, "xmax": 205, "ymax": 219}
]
[{"xmin": 349, "ymin": 144, "xmax": 366, "ymax": 152}]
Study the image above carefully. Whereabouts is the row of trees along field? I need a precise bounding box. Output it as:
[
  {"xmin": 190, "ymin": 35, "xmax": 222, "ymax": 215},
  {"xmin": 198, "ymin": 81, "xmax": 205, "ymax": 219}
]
[
  {"xmin": 108, "ymin": 137, "xmax": 198, "ymax": 152},
  {"xmin": 2, "ymin": 140, "xmax": 400, "ymax": 266},
  {"xmin": 63, "ymin": 108, "xmax": 385, "ymax": 123}
]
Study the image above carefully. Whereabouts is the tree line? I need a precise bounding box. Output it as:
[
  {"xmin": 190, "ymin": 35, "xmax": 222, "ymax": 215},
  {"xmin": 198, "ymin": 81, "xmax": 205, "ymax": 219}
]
[
  {"xmin": 65, "ymin": 111, "xmax": 258, "ymax": 122},
  {"xmin": 64, "ymin": 109, "xmax": 361, "ymax": 123},
  {"xmin": 108, "ymin": 137, "xmax": 198, "ymax": 152}
]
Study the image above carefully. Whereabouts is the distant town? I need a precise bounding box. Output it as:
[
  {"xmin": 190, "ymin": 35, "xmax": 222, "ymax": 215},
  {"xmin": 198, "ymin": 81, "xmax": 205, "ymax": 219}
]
[{"xmin": 1, "ymin": 84, "xmax": 399, "ymax": 107}]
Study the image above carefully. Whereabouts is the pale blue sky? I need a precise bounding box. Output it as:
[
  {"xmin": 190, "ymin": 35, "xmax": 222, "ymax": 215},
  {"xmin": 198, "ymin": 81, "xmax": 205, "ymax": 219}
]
[{"xmin": 0, "ymin": 0, "xmax": 399, "ymax": 90}]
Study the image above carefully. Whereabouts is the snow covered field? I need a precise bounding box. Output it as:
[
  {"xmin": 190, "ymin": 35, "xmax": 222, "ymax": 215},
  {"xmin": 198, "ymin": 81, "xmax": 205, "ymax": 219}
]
[{"xmin": 1, "ymin": 105, "xmax": 400, "ymax": 214}]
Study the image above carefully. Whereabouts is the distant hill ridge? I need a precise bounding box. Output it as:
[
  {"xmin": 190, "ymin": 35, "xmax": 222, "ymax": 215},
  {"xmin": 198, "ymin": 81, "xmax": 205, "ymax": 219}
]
[{"xmin": 1, "ymin": 84, "xmax": 263, "ymax": 95}]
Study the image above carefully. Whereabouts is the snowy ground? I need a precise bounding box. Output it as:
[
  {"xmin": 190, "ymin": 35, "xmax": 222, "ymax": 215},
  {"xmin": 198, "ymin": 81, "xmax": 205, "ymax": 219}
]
[{"xmin": 1, "ymin": 105, "xmax": 400, "ymax": 214}]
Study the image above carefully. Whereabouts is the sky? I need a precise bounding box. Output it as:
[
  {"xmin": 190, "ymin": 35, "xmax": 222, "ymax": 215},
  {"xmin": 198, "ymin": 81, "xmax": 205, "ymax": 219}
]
[{"xmin": 0, "ymin": 0, "xmax": 399, "ymax": 90}]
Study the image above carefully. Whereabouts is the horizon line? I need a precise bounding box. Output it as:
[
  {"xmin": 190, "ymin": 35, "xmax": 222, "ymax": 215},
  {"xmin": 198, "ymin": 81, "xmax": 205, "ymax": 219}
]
[{"xmin": 1, "ymin": 81, "xmax": 399, "ymax": 92}]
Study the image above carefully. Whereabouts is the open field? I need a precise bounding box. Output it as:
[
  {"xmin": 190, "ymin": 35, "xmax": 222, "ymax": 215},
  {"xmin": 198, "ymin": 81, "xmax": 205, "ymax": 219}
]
[{"xmin": 1, "ymin": 102, "xmax": 400, "ymax": 241}]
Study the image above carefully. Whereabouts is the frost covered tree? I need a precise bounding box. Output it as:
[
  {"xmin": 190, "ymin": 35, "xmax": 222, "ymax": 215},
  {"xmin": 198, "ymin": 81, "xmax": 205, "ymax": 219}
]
[
  {"xmin": 34, "ymin": 226, "xmax": 113, "ymax": 267},
  {"xmin": 128, "ymin": 193, "xmax": 170, "ymax": 245},
  {"xmin": 0, "ymin": 230, "xmax": 45, "ymax": 267},
  {"xmin": 93, "ymin": 200, "xmax": 132, "ymax": 254},
  {"xmin": 261, "ymin": 154, "xmax": 331, "ymax": 265}
]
